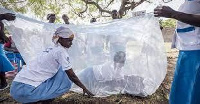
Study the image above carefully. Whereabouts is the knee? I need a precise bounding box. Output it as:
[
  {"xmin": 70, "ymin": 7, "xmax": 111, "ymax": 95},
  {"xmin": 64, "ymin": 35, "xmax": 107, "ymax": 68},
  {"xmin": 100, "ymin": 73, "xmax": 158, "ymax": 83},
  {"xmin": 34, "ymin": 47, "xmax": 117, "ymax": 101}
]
[
  {"xmin": 10, "ymin": 84, "xmax": 19, "ymax": 100},
  {"xmin": 10, "ymin": 82, "xmax": 25, "ymax": 99}
]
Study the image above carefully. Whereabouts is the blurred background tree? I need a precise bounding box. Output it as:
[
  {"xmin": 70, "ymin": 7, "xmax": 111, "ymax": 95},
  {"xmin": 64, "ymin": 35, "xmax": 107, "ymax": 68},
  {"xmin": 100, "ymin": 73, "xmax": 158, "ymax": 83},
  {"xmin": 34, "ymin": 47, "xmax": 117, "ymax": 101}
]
[
  {"xmin": 0, "ymin": 0, "xmax": 170, "ymax": 20},
  {"xmin": 161, "ymin": 19, "xmax": 176, "ymax": 28}
]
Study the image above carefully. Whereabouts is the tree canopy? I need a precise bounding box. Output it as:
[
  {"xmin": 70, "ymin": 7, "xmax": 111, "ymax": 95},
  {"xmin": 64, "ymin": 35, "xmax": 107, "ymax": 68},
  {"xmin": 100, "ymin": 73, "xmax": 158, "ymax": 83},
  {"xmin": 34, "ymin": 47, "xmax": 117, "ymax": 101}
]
[
  {"xmin": 161, "ymin": 19, "xmax": 176, "ymax": 28},
  {"xmin": 1, "ymin": 0, "xmax": 171, "ymax": 20}
]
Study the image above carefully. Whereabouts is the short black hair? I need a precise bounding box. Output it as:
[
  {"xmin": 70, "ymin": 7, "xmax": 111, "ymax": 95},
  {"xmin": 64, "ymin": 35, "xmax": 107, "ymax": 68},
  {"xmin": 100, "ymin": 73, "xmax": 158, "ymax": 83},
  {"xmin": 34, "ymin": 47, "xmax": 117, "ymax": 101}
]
[
  {"xmin": 47, "ymin": 14, "xmax": 55, "ymax": 20},
  {"xmin": 112, "ymin": 10, "xmax": 118, "ymax": 13},
  {"xmin": 90, "ymin": 18, "xmax": 96, "ymax": 23},
  {"xmin": 114, "ymin": 51, "xmax": 126, "ymax": 63},
  {"xmin": 62, "ymin": 14, "xmax": 68, "ymax": 18}
]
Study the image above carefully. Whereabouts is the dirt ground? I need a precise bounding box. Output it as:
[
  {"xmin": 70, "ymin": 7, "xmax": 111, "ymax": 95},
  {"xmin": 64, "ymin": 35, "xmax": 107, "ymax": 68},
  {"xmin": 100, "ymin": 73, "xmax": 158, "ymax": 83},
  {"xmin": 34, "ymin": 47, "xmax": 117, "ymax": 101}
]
[{"xmin": 0, "ymin": 28, "xmax": 178, "ymax": 104}]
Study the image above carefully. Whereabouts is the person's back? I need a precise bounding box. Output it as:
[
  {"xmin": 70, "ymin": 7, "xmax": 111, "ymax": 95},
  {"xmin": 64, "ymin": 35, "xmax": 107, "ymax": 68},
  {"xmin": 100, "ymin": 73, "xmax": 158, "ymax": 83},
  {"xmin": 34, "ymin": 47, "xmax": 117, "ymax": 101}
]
[
  {"xmin": 14, "ymin": 45, "xmax": 69, "ymax": 87},
  {"xmin": 11, "ymin": 26, "xmax": 94, "ymax": 104},
  {"xmin": 93, "ymin": 62, "xmax": 124, "ymax": 82},
  {"xmin": 92, "ymin": 62, "xmax": 114, "ymax": 82}
]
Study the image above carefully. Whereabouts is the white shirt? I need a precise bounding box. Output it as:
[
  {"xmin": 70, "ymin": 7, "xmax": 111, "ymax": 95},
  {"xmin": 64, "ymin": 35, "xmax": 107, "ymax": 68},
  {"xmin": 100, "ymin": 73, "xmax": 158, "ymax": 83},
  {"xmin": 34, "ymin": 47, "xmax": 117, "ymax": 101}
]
[
  {"xmin": 14, "ymin": 45, "xmax": 72, "ymax": 87},
  {"xmin": 93, "ymin": 62, "xmax": 124, "ymax": 82},
  {"xmin": 172, "ymin": 0, "xmax": 200, "ymax": 50}
]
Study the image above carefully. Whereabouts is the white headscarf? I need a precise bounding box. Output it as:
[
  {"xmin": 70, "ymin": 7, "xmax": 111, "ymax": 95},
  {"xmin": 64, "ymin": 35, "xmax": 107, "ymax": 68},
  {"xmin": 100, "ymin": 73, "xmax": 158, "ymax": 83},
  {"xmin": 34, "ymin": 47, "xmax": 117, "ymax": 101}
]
[{"xmin": 52, "ymin": 26, "xmax": 74, "ymax": 44}]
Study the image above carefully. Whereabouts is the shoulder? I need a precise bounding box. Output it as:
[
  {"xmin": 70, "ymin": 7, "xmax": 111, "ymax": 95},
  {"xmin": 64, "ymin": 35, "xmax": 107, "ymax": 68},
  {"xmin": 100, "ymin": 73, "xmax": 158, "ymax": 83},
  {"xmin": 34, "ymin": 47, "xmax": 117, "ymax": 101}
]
[{"xmin": 53, "ymin": 46, "xmax": 69, "ymax": 56}]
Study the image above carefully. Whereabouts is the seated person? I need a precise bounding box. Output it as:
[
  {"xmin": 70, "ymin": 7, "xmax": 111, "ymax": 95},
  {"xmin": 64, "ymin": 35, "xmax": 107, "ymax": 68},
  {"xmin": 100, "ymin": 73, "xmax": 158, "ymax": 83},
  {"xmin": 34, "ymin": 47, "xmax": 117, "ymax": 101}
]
[
  {"xmin": 74, "ymin": 51, "xmax": 145, "ymax": 96},
  {"xmin": 4, "ymin": 36, "xmax": 25, "ymax": 66},
  {"xmin": 73, "ymin": 51, "xmax": 126, "ymax": 95},
  {"xmin": 10, "ymin": 27, "xmax": 93, "ymax": 104},
  {"xmin": 4, "ymin": 36, "xmax": 18, "ymax": 53},
  {"xmin": 0, "ymin": 13, "xmax": 16, "ymax": 90}
]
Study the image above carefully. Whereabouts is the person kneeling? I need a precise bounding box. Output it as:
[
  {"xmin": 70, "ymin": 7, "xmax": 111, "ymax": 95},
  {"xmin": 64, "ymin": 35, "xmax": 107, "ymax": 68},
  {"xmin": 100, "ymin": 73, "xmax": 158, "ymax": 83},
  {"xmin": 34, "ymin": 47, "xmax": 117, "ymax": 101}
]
[{"xmin": 10, "ymin": 26, "xmax": 94, "ymax": 103}]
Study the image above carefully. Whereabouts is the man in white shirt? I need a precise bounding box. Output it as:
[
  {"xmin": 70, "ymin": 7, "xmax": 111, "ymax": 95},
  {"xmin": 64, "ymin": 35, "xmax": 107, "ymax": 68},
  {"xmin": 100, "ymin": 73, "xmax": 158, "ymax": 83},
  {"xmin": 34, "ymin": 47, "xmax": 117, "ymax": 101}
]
[
  {"xmin": 73, "ymin": 51, "xmax": 126, "ymax": 96},
  {"xmin": 154, "ymin": 0, "xmax": 200, "ymax": 104},
  {"xmin": 10, "ymin": 26, "xmax": 94, "ymax": 103}
]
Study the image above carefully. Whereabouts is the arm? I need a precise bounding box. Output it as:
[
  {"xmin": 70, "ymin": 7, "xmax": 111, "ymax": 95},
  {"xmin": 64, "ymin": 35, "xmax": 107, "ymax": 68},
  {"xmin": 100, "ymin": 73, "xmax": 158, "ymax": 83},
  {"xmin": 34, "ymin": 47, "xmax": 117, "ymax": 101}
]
[
  {"xmin": 154, "ymin": 6, "xmax": 200, "ymax": 27},
  {"xmin": 0, "ymin": 13, "xmax": 16, "ymax": 21},
  {"xmin": 65, "ymin": 69, "xmax": 94, "ymax": 96},
  {"xmin": 4, "ymin": 47, "xmax": 18, "ymax": 52}
]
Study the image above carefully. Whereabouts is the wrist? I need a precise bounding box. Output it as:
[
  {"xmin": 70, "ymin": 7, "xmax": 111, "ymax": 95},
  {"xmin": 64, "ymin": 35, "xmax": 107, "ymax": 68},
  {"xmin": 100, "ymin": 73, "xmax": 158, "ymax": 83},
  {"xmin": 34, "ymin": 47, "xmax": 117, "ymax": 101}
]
[{"xmin": 170, "ymin": 10, "xmax": 179, "ymax": 19}]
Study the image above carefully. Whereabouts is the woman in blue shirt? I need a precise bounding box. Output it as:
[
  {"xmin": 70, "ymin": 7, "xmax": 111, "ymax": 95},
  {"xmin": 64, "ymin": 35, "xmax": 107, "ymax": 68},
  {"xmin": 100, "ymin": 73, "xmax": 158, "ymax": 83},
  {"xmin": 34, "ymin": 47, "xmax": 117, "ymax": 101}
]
[{"xmin": 0, "ymin": 13, "xmax": 15, "ymax": 90}]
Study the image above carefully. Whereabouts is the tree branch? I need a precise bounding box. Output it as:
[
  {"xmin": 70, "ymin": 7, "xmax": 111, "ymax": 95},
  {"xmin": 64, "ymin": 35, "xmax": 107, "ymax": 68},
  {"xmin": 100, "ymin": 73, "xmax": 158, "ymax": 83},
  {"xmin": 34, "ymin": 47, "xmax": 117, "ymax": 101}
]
[
  {"xmin": 129, "ymin": 0, "xmax": 146, "ymax": 10},
  {"xmin": 118, "ymin": 0, "xmax": 151, "ymax": 18},
  {"xmin": 79, "ymin": 3, "xmax": 88, "ymax": 14},
  {"xmin": 12, "ymin": 0, "xmax": 27, "ymax": 4},
  {"xmin": 104, "ymin": 0, "xmax": 115, "ymax": 9},
  {"xmin": 81, "ymin": 0, "xmax": 111, "ymax": 14},
  {"xmin": 68, "ymin": 3, "xmax": 85, "ymax": 18}
]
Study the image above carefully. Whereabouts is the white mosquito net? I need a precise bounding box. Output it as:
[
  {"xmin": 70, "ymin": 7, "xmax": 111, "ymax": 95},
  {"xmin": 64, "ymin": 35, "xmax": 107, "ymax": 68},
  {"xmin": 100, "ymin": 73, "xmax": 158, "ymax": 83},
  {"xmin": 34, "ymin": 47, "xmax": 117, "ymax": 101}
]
[{"xmin": 2, "ymin": 7, "xmax": 167, "ymax": 97}]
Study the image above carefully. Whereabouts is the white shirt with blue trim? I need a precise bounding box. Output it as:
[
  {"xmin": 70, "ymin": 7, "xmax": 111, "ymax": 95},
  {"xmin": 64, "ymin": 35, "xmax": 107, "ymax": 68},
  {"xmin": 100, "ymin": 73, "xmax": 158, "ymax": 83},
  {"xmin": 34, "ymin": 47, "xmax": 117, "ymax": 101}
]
[
  {"xmin": 172, "ymin": 0, "xmax": 200, "ymax": 50},
  {"xmin": 14, "ymin": 44, "xmax": 72, "ymax": 87}
]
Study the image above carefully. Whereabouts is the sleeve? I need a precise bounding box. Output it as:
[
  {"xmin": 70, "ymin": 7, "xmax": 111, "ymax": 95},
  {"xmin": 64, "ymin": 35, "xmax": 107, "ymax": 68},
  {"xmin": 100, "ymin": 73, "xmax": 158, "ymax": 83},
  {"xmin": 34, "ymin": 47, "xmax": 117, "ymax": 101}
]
[{"xmin": 57, "ymin": 50, "xmax": 72, "ymax": 71}]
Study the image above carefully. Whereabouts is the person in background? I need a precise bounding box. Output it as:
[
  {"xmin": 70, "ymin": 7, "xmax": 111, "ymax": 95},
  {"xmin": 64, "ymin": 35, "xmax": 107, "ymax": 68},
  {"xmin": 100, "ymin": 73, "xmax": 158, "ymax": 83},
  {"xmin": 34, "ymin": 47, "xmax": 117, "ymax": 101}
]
[
  {"xmin": 4, "ymin": 36, "xmax": 18, "ymax": 53},
  {"xmin": 47, "ymin": 13, "xmax": 56, "ymax": 23},
  {"xmin": 4, "ymin": 35, "xmax": 26, "ymax": 68},
  {"xmin": 62, "ymin": 14, "xmax": 70, "ymax": 24},
  {"xmin": 154, "ymin": 1, "xmax": 200, "ymax": 104},
  {"xmin": 0, "ymin": 13, "xmax": 16, "ymax": 90},
  {"xmin": 10, "ymin": 26, "xmax": 94, "ymax": 104},
  {"xmin": 111, "ymin": 10, "xmax": 119, "ymax": 19},
  {"xmin": 90, "ymin": 18, "xmax": 96, "ymax": 23},
  {"xmin": 75, "ymin": 51, "xmax": 126, "ymax": 95}
]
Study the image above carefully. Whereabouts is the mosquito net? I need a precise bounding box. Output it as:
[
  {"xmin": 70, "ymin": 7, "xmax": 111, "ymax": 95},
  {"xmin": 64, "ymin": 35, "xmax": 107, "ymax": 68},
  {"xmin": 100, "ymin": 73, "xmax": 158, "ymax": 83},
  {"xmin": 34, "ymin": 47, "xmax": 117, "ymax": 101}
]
[{"xmin": 2, "ymin": 7, "xmax": 167, "ymax": 97}]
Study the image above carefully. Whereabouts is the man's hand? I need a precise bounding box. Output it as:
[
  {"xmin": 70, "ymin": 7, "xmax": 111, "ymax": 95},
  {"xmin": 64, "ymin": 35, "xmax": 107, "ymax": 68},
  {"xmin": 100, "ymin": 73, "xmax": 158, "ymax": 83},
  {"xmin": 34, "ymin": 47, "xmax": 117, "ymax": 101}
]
[
  {"xmin": 83, "ymin": 88, "xmax": 94, "ymax": 97},
  {"xmin": 3, "ymin": 13, "xmax": 16, "ymax": 21},
  {"xmin": 154, "ymin": 6, "xmax": 177, "ymax": 18}
]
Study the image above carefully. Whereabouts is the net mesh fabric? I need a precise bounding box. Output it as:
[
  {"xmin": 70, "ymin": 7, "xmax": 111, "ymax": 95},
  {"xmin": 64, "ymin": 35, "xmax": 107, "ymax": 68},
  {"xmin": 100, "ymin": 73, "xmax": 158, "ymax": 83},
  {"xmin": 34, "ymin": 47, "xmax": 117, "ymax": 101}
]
[{"xmin": 2, "ymin": 7, "xmax": 167, "ymax": 97}]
